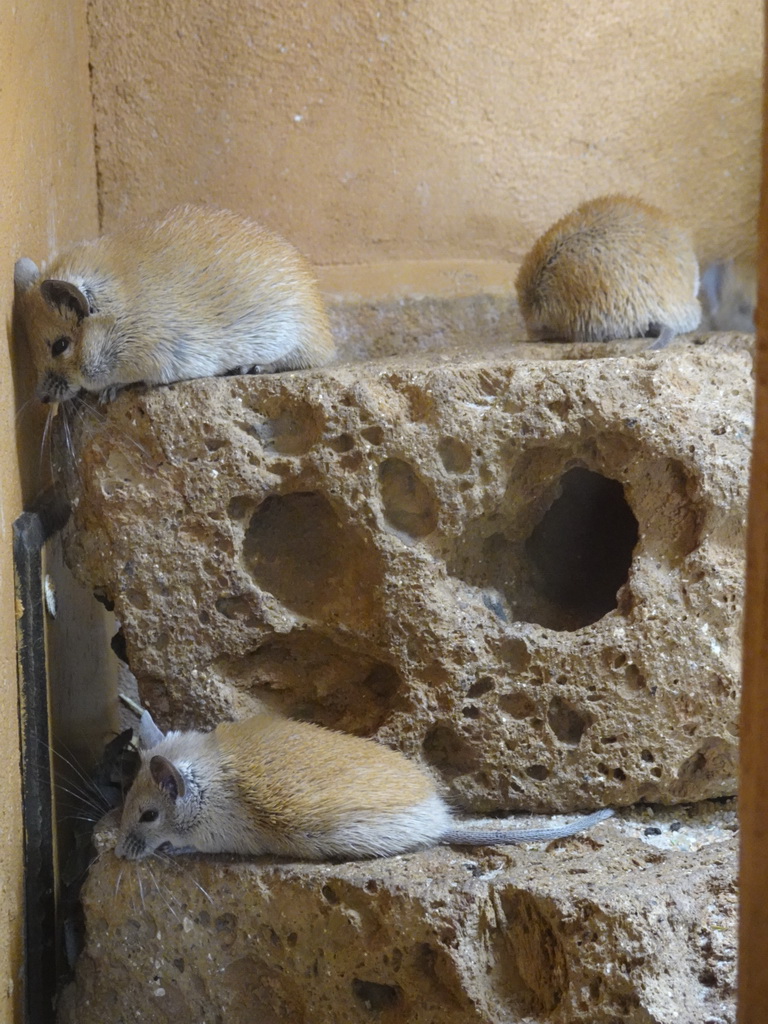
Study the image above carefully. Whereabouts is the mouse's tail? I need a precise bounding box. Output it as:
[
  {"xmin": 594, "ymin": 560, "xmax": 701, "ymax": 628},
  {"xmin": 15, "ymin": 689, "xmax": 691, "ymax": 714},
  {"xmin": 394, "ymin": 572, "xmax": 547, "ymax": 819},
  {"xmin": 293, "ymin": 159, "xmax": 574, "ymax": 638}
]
[{"xmin": 441, "ymin": 807, "xmax": 614, "ymax": 846}]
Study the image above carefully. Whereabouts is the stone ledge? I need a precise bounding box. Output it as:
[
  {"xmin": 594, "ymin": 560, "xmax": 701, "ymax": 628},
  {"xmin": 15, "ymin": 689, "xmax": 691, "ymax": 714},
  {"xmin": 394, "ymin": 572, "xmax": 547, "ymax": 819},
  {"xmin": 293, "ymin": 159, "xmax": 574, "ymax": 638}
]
[{"xmin": 58, "ymin": 803, "xmax": 737, "ymax": 1024}]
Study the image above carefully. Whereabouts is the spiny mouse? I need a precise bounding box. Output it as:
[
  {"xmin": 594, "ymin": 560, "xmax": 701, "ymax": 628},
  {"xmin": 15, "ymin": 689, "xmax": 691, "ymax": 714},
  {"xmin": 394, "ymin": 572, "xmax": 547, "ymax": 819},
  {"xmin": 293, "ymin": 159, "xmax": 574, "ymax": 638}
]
[
  {"xmin": 515, "ymin": 194, "xmax": 701, "ymax": 348},
  {"xmin": 14, "ymin": 204, "xmax": 335, "ymax": 404},
  {"xmin": 115, "ymin": 704, "xmax": 613, "ymax": 862}
]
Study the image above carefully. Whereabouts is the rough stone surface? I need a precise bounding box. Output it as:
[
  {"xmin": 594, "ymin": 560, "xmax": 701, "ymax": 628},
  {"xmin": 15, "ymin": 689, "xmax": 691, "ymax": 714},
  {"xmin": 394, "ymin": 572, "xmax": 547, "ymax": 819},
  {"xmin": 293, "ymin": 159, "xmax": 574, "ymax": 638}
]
[
  {"xmin": 58, "ymin": 326, "xmax": 751, "ymax": 813},
  {"xmin": 58, "ymin": 805, "xmax": 738, "ymax": 1024}
]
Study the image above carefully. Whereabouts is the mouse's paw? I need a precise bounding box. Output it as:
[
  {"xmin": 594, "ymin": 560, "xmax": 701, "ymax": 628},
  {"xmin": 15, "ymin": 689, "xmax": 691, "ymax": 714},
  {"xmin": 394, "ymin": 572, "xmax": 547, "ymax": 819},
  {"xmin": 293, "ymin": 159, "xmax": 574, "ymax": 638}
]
[{"xmin": 97, "ymin": 385, "xmax": 122, "ymax": 404}]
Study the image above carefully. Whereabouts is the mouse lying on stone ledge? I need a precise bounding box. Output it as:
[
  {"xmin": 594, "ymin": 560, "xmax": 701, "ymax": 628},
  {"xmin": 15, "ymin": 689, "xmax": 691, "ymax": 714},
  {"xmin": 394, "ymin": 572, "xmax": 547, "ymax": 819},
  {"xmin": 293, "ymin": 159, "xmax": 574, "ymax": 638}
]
[
  {"xmin": 115, "ymin": 700, "xmax": 613, "ymax": 862},
  {"xmin": 14, "ymin": 204, "xmax": 335, "ymax": 405}
]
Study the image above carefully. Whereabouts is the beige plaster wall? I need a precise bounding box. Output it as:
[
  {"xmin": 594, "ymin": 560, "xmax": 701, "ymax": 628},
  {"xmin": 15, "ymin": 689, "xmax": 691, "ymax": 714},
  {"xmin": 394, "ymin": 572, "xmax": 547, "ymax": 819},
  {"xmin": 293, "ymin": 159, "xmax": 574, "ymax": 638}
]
[
  {"xmin": 0, "ymin": 2, "xmax": 98, "ymax": 1018},
  {"xmin": 87, "ymin": 0, "xmax": 762, "ymax": 268}
]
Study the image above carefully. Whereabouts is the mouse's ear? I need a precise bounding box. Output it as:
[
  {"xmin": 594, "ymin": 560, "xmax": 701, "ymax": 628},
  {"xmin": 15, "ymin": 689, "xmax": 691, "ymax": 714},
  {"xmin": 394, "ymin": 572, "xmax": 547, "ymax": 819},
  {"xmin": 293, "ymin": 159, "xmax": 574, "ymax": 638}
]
[
  {"xmin": 138, "ymin": 709, "xmax": 165, "ymax": 750},
  {"xmin": 149, "ymin": 755, "xmax": 186, "ymax": 801},
  {"xmin": 40, "ymin": 278, "xmax": 90, "ymax": 320},
  {"xmin": 14, "ymin": 258, "xmax": 39, "ymax": 293}
]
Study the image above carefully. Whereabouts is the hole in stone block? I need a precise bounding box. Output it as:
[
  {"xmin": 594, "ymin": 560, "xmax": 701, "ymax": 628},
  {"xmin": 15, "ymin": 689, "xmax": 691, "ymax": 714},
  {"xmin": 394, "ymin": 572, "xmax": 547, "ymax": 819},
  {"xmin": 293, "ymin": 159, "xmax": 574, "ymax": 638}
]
[
  {"xmin": 499, "ymin": 691, "xmax": 537, "ymax": 719},
  {"xmin": 227, "ymin": 495, "xmax": 251, "ymax": 519},
  {"xmin": 338, "ymin": 450, "xmax": 364, "ymax": 471},
  {"xmin": 221, "ymin": 957, "xmax": 282, "ymax": 1021},
  {"xmin": 438, "ymin": 436, "xmax": 472, "ymax": 473},
  {"xmin": 485, "ymin": 889, "xmax": 568, "ymax": 1014},
  {"xmin": 125, "ymin": 588, "xmax": 150, "ymax": 611},
  {"xmin": 525, "ymin": 764, "xmax": 549, "ymax": 780},
  {"xmin": 547, "ymin": 697, "xmax": 591, "ymax": 746},
  {"xmin": 361, "ymin": 664, "xmax": 401, "ymax": 701},
  {"xmin": 215, "ymin": 594, "xmax": 259, "ymax": 627},
  {"xmin": 204, "ymin": 437, "xmax": 227, "ymax": 452},
  {"xmin": 468, "ymin": 676, "xmax": 495, "ymax": 697},
  {"xmin": 675, "ymin": 738, "xmax": 736, "ymax": 787},
  {"xmin": 446, "ymin": 464, "xmax": 637, "ymax": 631},
  {"xmin": 622, "ymin": 664, "xmax": 646, "ymax": 692},
  {"xmin": 422, "ymin": 723, "xmax": 479, "ymax": 780},
  {"xmin": 361, "ymin": 426, "xmax": 384, "ymax": 445},
  {"xmin": 500, "ymin": 639, "xmax": 531, "ymax": 673},
  {"xmin": 352, "ymin": 979, "xmax": 401, "ymax": 1012},
  {"xmin": 328, "ymin": 432, "xmax": 355, "ymax": 453},
  {"xmin": 257, "ymin": 406, "xmax": 322, "ymax": 456},
  {"xmin": 243, "ymin": 492, "xmax": 380, "ymax": 623},
  {"xmin": 213, "ymin": 633, "xmax": 401, "ymax": 735},
  {"xmin": 378, "ymin": 458, "xmax": 437, "ymax": 539},
  {"xmin": 523, "ymin": 468, "xmax": 638, "ymax": 630}
]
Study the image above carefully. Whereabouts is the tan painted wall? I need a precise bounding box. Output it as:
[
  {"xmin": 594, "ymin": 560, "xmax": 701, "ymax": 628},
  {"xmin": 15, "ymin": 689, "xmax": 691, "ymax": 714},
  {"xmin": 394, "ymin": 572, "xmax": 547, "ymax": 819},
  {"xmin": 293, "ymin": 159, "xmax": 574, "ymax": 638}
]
[
  {"xmin": 88, "ymin": 0, "xmax": 762, "ymax": 268},
  {"xmin": 0, "ymin": 1, "xmax": 98, "ymax": 1018}
]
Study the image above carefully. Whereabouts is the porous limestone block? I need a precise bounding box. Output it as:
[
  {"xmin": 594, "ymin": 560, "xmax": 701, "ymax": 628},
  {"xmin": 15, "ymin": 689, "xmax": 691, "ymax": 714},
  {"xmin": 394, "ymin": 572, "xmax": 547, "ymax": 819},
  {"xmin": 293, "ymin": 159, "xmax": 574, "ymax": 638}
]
[
  {"xmin": 60, "ymin": 334, "xmax": 751, "ymax": 812},
  {"xmin": 58, "ymin": 810, "xmax": 737, "ymax": 1024}
]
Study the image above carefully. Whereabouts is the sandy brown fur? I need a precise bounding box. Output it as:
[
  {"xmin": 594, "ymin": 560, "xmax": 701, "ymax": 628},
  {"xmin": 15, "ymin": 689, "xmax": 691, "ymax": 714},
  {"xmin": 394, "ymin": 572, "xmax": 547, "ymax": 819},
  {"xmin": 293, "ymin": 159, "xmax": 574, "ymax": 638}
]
[
  {"xmin": 216, "ymin": 716, "xmax": 434, "ymax": 830},
  {"xmin": 15, "ymin": 205, "xmax": 334, "ymax": 403},
  {"xmin": 515, "ymin": 194, "xmax": 701, "ymax": 344}
]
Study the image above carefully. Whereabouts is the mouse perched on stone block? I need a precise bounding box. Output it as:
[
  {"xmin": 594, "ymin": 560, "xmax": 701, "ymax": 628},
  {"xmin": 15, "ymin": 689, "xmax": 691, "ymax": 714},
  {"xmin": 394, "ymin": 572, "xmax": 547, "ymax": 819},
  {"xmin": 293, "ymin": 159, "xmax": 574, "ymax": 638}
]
[
  {"xmin": 115, "ymin": 703, "xmax": 613, "ymax": 862},
  {"xmin": 14, "ymin": 204, "xmax": 335, "ymax": 404},
  {"xmin": 515, "ymin": 195, "xmax": 701, "ymax": 347}
]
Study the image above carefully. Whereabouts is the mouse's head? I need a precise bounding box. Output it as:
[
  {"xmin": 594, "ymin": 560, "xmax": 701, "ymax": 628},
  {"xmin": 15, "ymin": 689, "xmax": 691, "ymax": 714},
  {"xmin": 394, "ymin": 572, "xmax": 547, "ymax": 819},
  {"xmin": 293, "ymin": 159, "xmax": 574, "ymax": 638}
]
[
  {"xmin": 114, "ymin": 753, "xmax": 193, "ymax": 860},
  {"xmin": 14, "ymin": 258, "xmax": 118, "ymax": 403},
  {"xmin": 114, "ymin": 708, "xmax": 202, "ymax": 861}
]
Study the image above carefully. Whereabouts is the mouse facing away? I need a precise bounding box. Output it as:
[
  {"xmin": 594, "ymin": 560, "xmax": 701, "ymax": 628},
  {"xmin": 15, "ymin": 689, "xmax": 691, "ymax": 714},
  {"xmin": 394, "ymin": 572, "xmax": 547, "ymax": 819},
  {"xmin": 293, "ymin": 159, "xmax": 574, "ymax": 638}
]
[
  {"xmin": 14, "ymin": 205, "xmax": 335, "ymax": 404},
  {"xmin": 115, "ymin": 707, "xmax": 613, "ymax": 862},
  {"xmin": 515, "ymin": 194, "xmax": 701, "ymax": 348}
]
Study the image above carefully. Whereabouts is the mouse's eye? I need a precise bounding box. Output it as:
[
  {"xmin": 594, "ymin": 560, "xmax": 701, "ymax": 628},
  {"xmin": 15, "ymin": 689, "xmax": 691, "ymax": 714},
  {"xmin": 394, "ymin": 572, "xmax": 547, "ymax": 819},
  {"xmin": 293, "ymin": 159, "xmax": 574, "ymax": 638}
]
[
  {"xmin": 139, "ymin": 809, "xmax": 159, "ymax": 823},
  {"xmin": 51, "ymin": 336, "xmax": 70, "ymax": 357}
]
